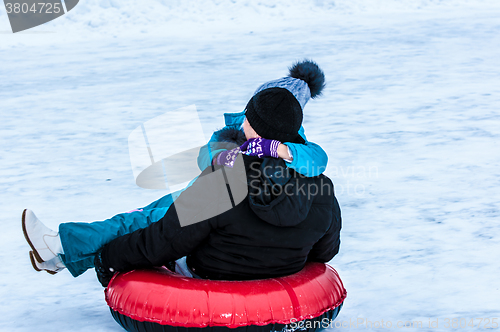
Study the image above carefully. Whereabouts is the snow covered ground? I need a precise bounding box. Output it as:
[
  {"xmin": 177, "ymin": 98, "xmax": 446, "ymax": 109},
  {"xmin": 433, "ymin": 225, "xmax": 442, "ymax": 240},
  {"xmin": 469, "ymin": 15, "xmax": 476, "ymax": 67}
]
[{"xmin": 1, "ymin": 1, "xmax": 500, "ymax": 331}]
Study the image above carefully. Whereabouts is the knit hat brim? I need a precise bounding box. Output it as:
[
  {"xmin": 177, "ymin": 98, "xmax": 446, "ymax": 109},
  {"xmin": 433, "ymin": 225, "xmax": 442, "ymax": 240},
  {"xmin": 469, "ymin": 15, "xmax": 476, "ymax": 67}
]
[{"xmin": 245, "ymin": 88, "xmax": 304, "ymax": 144}]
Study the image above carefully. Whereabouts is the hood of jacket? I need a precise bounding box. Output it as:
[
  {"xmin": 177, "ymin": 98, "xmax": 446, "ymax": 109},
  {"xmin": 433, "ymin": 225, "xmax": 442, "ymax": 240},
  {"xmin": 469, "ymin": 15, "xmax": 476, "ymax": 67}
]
[{"xmin": 245, "ymin": 157, "xmax": 316, "ymax": 227}]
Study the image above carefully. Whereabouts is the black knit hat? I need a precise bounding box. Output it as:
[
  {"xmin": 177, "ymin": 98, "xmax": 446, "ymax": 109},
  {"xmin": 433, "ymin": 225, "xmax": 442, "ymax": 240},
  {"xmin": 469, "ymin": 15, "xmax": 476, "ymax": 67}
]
[{"xmin": 245, "ymin": 87, "xmax": 305, "ymax": 144}]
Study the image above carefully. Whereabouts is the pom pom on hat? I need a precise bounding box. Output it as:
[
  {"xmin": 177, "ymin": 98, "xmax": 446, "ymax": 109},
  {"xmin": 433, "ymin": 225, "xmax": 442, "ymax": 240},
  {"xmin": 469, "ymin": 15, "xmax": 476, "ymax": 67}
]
[
  {"xmin": 288, "ymin": 59, "xmax": 325, "ymax": 98},
  {"xmin": 253, "ymin": 59, "xmax": 325, "ymax": 110},
  {"xmin": 244, "ymin": 60, "xmax": 325, "ymax": 144}
]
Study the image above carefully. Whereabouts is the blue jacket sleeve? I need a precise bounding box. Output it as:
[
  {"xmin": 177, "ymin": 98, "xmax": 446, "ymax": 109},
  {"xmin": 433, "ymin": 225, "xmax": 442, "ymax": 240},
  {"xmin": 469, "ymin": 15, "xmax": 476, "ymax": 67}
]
[
  {"xmin": 197, "ymin": 111, "xmax": 245, "ymax": 171},
  {"xmin": 197, "ymin": 130, "xmax": 230, "ymax": 171},
  {"xmin": 197, "ymin": 143, "xmax": 225, "ymax": 171},
  {"xmin": 284, "ymin": 129, "xmax": 328, "ymax": 177}
]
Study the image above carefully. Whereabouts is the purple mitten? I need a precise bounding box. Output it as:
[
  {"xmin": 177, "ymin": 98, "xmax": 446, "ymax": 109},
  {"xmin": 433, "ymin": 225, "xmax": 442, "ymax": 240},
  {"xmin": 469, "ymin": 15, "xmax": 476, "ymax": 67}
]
[
  {"xmin": 215, "ymin": 147, "xmax": 241, "ymax": 168},
  {"xmin": 240, "ymin": 138, "xmax": 280, "ymax": 158}
]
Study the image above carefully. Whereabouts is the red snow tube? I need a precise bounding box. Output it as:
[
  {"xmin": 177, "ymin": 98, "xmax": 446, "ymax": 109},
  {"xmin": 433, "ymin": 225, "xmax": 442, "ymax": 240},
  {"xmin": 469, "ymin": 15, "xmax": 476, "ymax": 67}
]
[{"xmin": 105, "ymin": 263, "xmax": 346, "ymax": 332}]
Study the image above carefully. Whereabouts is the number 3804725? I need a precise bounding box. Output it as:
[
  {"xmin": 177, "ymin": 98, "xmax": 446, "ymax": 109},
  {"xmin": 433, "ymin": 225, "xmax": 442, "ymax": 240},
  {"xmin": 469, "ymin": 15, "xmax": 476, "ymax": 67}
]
[{"xmin": 5, "ymin": 3, "xmax": 62, "ymax": 14}]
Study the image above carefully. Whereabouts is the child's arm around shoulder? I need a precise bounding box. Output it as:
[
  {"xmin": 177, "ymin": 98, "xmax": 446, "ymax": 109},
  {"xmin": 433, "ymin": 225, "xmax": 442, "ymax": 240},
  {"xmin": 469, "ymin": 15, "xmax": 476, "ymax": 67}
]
[
  {"xmin": 282, "ymin": 127, "xmax": 328, "ymax": 177},
  {"xmin": 197, "ymin": 111, "xmax": 246, "ymax": 171},
  {"xmin": 197, "ymin": 133, "xmax": 226, "ymax": 171}
]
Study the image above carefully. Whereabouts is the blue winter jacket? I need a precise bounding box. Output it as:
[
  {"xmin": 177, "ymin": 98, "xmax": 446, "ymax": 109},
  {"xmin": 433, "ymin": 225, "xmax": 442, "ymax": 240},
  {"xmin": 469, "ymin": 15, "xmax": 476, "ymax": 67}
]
[{"xmin": 197, "ymin": 111, "xmax": 328, "ymax": 177}]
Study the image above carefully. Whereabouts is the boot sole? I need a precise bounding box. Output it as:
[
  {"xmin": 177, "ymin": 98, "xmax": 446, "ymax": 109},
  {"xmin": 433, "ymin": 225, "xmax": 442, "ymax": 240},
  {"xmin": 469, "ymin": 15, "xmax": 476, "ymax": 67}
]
[
  {"xmin": 22, "ymin": 209, "xmax": 45, "ymax": 264},
  {"xmin": 29, "ymin": 251, "xmax": 42, "ymax": 272},
  {"xmin": 29, "ymin": 251, "xmax": 57, "ymax": 275}
]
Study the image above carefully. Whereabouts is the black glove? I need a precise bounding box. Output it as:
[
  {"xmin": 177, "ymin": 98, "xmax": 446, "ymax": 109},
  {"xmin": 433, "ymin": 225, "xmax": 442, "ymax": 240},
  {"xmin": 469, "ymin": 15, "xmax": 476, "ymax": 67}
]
[{"xmin": 94, "ymin": 248, "xmax": 115, "ymax": 288}]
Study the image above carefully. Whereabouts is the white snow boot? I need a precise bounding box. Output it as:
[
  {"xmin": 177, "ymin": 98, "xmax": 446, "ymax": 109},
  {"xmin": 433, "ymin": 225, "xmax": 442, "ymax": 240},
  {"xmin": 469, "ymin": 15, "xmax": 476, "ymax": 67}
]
[
  {"xmin": 22, "ymin": 209, "xmax": 64, "ymax": 263},
  {"xmin": 29, "ymin": 251, "xmax": 65, "ymax": 275}
]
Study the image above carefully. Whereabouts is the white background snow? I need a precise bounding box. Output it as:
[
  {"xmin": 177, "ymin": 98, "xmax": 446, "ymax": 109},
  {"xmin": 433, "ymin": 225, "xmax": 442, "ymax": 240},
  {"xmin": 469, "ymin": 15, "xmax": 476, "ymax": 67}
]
[{"xmin": 1, "ymin": 0, "xmax": 499, "ymax": 331}]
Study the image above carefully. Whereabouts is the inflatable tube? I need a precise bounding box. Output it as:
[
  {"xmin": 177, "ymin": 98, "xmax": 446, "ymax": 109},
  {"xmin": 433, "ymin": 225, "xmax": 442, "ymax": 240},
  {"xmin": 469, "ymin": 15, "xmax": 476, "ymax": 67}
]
[{"xmin": 106, "ymin": 263, "xmax": 346, "ymax": 332}]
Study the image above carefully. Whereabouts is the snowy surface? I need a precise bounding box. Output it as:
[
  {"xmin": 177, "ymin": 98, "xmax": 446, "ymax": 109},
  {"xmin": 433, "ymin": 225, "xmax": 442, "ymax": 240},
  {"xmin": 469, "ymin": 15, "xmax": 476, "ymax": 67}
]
[{"xmin": 1, "ymin": 1, "xmax": 500, "ymax": 331}]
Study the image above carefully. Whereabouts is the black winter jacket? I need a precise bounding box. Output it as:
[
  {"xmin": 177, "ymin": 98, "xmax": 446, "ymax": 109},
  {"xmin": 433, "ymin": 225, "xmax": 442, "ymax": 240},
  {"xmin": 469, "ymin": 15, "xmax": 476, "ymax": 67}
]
[{"xmin": 101, "ymin": 132, "xmax": 341, "ymax": 280}]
